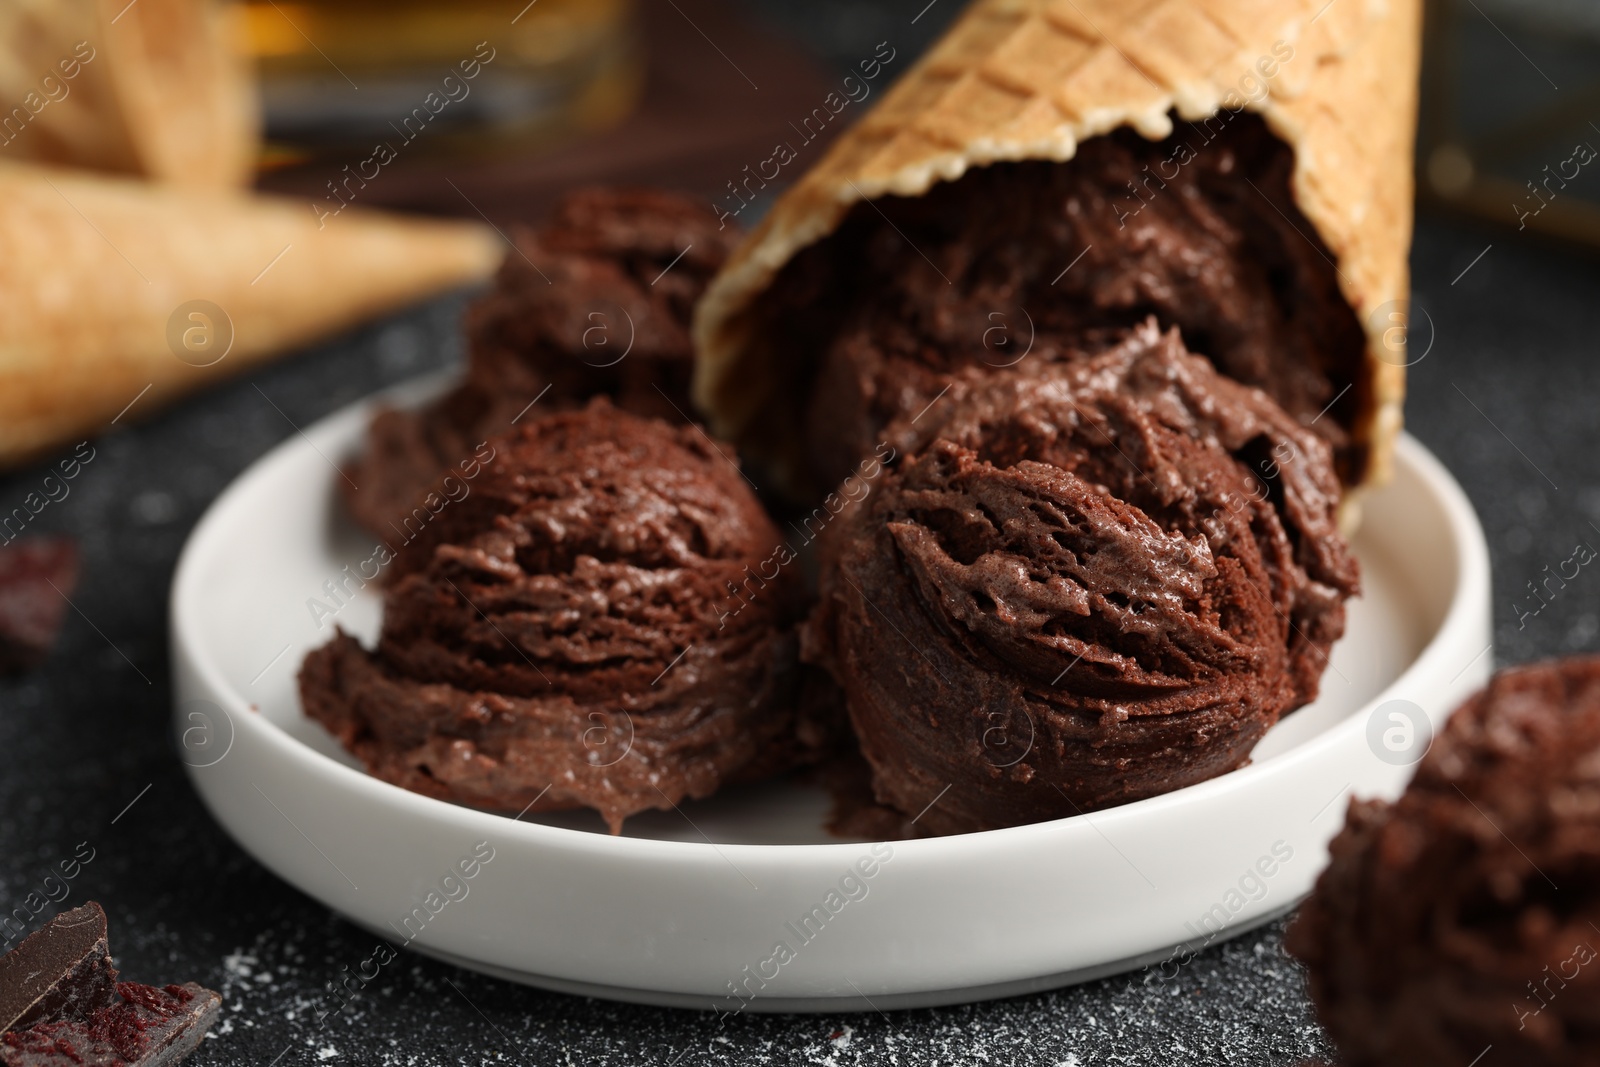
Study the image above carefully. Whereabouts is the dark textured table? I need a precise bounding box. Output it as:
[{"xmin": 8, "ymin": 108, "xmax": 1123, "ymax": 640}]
[{"xmin": 4, "ymin": 7, "xmax": 1598, "ymax": 1066}]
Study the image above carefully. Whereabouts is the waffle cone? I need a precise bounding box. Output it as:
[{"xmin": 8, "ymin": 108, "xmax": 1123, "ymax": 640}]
[
  {"xmin": 0, "ymin": 162, "xmax": 501, "ymax": 468},
  {"xmin": 693, "ymin": 0, "xmax": 1419, "ymax": 524},
  {"xmin": 0, "ymin": 0, "xmax": 257, "ymax": 187}
]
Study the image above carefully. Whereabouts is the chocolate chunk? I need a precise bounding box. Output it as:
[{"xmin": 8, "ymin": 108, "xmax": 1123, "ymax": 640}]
[
  {"xmin": 0, "ymin": 903, "xmax": 221, "ymax": 1067},
  {"xmin": 1, "ymin": 982, "xmax": 220, "ymax": 1067},
  {"xmin": 0, "ymin": 904, "xmax": 115, "ymax": 1034},
  {"xmin": 0, "ymin": 537, "xmax": 78, "ymax": 674}
]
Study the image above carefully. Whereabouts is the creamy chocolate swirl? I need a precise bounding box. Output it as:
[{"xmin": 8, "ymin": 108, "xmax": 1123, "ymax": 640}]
[
  {"xmin": 1290, "ymin": 657, "xmax": 1600, "ymax": 1067},
  {"xmin": 805, "ymin": 323, "xmax": 1358, "ymax": 834},
  {"xmin": 772, "ymin": 114, "xmax": 1368, "ymax": 498},
  {"xmin": 346, "ymin": 188, "xmax": 740, "ymax": 544},
  {"xmin": 302, "ymin": 401, "xmax": 831, "ymax": 833}
]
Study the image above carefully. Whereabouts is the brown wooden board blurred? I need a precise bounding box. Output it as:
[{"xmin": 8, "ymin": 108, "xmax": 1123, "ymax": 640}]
[{"xmin": 254, "ymin": 0, "xmax": 839, "ymax": 226}]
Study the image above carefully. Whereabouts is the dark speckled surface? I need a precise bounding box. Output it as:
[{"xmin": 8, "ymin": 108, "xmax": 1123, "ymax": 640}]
[{"xmin": 2, "ymin": 3, "xmax": 1598, "ymax": 1064}]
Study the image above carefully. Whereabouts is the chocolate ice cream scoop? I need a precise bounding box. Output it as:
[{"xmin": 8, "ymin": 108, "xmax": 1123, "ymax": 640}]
[
  {"xmin": 347, "ymin": 187, "xmax": 740, "ymax": 542},
  {"xmin": 1288, "ymin": 657, "xmax": 1600, "ymax": 1067},
  {"xmin": 758, "ymin": 114, "xmax": 1367, "ymax": 497},
  {"xmin": 303, "ymin": 401, "xmax": 834, "ymax": 833},
  {"xmin": 805, "ymin": 323, "xmax": 1358, "ymax": 835},
  {"xmin": 465, "ymin": 187, "xmax": 741, "ymax": 425}
]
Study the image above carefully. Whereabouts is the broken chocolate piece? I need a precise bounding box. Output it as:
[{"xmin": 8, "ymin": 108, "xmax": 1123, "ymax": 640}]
[
  {"xmin": 0, "ymin": 904, "xmax": 115, "ymax": 1034},
  {"xmin": 1, "ymin": 982, "xmax": 219, "ymax": 1067},
  {"xmin": 0, "ymin": 903, "xmax": 220, "ymax": 1067},
  {"xmin": 0, "ymin": 537, "xmax": 78, "ymax": 674}
]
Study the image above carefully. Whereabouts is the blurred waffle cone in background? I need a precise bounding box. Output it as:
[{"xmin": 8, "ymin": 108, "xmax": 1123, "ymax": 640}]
[
  {"xmin": 0, "ymin": 0, "xmax": 258, "ymax": 187},
  {"xmin": 0, "ymin": 163, "xmax": 500, "ymax": 468},
  {"xmin": 694, "ymin": 0, "xmax": 1422, "ymax": 527}
]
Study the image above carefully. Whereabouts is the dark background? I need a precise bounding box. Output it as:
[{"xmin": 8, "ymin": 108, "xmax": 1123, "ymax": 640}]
[{"xmin": 3, "ymin": 1, "xmax": 1597, "ymax": 1064}]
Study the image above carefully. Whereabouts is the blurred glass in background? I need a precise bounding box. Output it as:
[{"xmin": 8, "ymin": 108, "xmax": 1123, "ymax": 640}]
[
  {"xmin": 238, "ymin": 0, "xmax": 642, "ymax": 166},
  {"xmin": 230, "ymin": 0, "xmax": 1600, "ymax": 250},
  {"xmin": 1421, "ymin": 0, "xmax": 1600, "ymax": 245}
]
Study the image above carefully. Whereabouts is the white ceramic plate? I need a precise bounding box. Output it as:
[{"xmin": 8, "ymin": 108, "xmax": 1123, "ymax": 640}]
[{"xmin": 172, "ymin": 377, "xmax": 1492, "ymax": 1011}]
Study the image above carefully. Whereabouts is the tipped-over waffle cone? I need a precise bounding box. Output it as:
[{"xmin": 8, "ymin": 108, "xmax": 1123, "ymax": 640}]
[
  {"xmin": 693, "ymin": 0, "xmax": 1419, "ymax": 527},
  {"xmin": 0, "ymin": 162, "xmax": 502, "ymax": 467}
]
